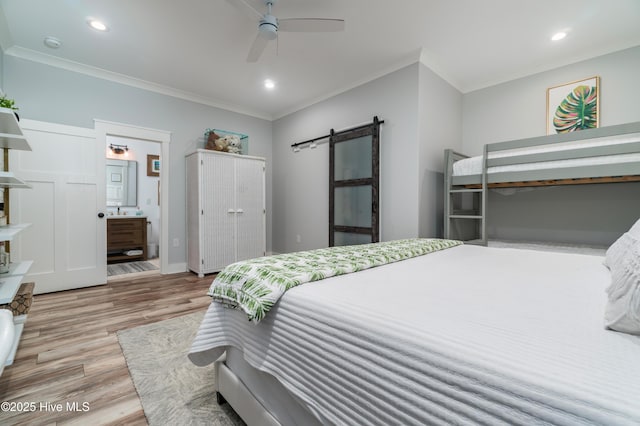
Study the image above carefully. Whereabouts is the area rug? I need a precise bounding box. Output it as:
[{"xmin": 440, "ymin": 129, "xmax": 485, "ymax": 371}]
[
  {"xmin": 117, "ymin": 312, "xmax": 244, "ymax": 426},
  {"xmin": 107, "ymin": 260, "xmax": 159, "ymax": 276}
]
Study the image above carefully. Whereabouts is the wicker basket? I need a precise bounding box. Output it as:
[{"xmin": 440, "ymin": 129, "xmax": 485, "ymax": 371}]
[{"xmin": 0, "ymin": 282, "xmax": 35, "ymax": 316}]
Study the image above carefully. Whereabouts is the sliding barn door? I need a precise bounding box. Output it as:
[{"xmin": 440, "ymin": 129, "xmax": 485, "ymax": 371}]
[{"xmin": 329, "ymin": 118, "xmax": 380, "ymax": 246}]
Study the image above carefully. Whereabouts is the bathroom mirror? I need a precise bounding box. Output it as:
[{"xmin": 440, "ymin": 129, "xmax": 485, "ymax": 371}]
[{"xmin": 106, "ymin": 159, "xmax": 137, "ymax": 207}]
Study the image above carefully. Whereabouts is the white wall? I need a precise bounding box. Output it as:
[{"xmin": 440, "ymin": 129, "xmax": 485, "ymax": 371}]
[
  {"xmin": 272, "ymin": 64, "xmax": 420, "ymax": 253},
  {"xmin": 3, "ymin": 55, "xmax": 273, "ymax": 265},
  {"xmin": 418, "ymin": 63, "xmax": 463, "ymax": 238},
  {"xmin": 462, "ymin": 46, "xmax": 640, "ymax": 245}
]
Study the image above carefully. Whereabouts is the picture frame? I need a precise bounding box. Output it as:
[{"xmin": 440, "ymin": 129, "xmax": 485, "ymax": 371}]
[
  {"xmin": 147, "ymin": 154, "xmax": 160, "ymax": 177},
  {"xmin": 546, "ymin": 76, "xmax": 599, "ymax": 135}
]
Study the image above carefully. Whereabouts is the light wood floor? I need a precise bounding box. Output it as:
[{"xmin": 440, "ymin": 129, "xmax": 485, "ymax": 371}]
[{"xmin": 0, "ymin": 271, "xmax": 213, "ymax": 425}]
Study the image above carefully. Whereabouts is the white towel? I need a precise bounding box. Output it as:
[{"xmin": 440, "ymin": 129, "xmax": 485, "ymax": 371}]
[{"xmin": 125, "ymin": 249, "xmax": 143, "ymax": 256}]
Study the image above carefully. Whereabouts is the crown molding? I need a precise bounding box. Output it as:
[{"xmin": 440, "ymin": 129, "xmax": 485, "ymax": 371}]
[{"xmin": 4, "ymin": 46, "xmax": 273, "ymax": 121}]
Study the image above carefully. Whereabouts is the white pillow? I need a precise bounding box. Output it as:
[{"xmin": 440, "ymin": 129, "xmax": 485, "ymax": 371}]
[
  {"xmin": 629, "ymin": 218, "xmax": 640, "ymax": 239},
  {"xmin": 604, "ymin": 241, "xmax": 640, "ymax": 335},
  {"xmin": 605, "ymin": 232, "xmax": 636, "ymax": 270}
]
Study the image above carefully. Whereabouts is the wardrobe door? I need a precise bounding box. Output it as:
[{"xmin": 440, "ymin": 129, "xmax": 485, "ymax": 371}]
[
  {"xmin": 202, "ymin": 153, "xmax": 236, "ymax": 272},
  {"xmin": 235, "ymin": 157, "xmax": 266, "ymax": 262}
]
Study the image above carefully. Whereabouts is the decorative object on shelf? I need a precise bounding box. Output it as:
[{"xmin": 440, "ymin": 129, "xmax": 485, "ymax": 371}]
[
  {"xmin": 109, "ymin": 143, "xmax": 129, "ymax": 155},
  {"xmin": 547, "ymin": 76, "xmax": 599, "ymax": 135},
  {"xmin": 204, "ymin": 129, "xmax": 248, "ymax": 155},
  {"xmin": 147, "ymin": 154, "xmax": 160, "ymax": 177},
  {"xmin": 0, "ymin": 242, "xmax": 8, "ymax": 273},
  {"xmin": 0, "ymin": 94, "xmax": 19, "ymax": 121}
]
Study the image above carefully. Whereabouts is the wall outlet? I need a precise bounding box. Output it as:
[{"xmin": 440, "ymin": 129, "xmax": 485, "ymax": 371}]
[
  {"xmin": 173, "ymin": 238, "xmax": 179, "ymax": 247},
  {"xmin": 296, "ymin": 234, "xmax": 301, "ymax": 243}
]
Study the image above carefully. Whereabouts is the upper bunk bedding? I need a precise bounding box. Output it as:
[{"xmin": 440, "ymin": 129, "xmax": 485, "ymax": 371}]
[
  {"xmin": 189, "ymin": 244, "xmax": 640, "ymax": 426},
  {"xmin": 449, "ymin": 121, "xmax": 640, "ymax": 187}
]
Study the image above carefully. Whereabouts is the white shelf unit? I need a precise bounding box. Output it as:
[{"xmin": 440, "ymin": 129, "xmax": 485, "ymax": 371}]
[
  {"xmin": 4, "ymin": 322, "xmax": 24, "ymax": 366},
  {"xmin": 0, "ymin": 107, "xmax": 34, "ymax": 370},
  {"xmin": 0, "ymin": 223, "xmax": 31, "ymax": 242}
]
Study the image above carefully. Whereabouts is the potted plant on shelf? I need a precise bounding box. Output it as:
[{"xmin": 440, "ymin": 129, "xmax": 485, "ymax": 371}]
[{"xmin": 0, "ymin": 94, "xmax": 19, "ymax": 121}]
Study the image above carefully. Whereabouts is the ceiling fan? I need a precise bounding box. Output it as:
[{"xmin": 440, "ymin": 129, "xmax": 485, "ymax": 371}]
[{"xmin": 233, "ymin": 0, "xmax": 345, "ymax": 62}]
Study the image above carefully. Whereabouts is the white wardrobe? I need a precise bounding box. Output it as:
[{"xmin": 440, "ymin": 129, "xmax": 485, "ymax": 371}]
[{"xmin": 186, "ymin": 149, "xmax": 266, "ymax": 277}]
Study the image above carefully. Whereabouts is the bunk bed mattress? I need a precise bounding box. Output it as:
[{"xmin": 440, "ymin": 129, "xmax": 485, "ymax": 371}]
[
  {"xmin": 189, "ymin": 245, "xmax": 640, "ymax": 425},
  {"xmin": 452, "ymin": 134, "xmax": 640, "ymax": 176}
]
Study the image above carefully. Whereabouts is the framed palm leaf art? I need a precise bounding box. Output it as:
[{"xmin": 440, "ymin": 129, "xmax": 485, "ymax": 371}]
[{"xmin": 546, "ymin": 76, "xmax": 599, "ymax": 135}]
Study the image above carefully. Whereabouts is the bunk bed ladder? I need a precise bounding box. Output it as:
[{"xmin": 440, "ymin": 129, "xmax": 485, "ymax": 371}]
[{"xmin": 444, "ymin": 148, "xmax": 487, "ymax": 245}]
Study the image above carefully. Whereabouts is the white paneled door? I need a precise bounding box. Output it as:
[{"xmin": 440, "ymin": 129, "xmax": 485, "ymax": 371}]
[{"xmin": 9, "ymin": 120, "xmax": 106, "ymax": 294}]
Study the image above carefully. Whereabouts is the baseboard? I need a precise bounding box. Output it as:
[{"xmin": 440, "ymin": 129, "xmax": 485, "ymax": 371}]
[{"xmin": 163, "ymin": 262, "xmax": 188, "ymax": 275}]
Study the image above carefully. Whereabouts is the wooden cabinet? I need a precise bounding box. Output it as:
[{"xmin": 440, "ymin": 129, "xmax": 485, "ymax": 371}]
[
  {"xmin": 186, "ymin": 149, "xmax": 266, "ymax": 277},
  {"xmin": 107, "ymin": 217, "xmax": 147, "ymax": 263}
]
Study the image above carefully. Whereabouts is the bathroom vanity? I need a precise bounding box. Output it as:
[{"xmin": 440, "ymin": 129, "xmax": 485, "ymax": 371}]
[{"xmin": 106, "ymin": 216, "xmax": 147, "ymax": 263}]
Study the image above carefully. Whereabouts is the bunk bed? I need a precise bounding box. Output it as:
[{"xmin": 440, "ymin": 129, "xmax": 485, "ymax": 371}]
[{"xmin": 444, "ymin": 121, "xmax": 640, "ymax": 244}]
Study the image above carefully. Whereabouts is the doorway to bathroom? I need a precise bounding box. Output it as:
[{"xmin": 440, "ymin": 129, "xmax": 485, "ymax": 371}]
[
  {"xmin": 95, "ymin": 120, "xmax": 170, "ymax": 281},
  {"xmin": 105, "ymin": 135, "xmax": 161, "ymax": 279}
]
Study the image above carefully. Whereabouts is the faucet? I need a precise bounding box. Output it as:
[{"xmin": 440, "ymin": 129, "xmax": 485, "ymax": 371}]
[{"xmin": 117, "ymin": 206, "xmax": 120, "ymax": 215}]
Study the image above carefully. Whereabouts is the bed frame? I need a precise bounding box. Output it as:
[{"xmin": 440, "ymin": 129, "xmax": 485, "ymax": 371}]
[
  {"xmin": 214, "ymin": 350, "xmax": 322, "ymax": 425},
  {"xmin": 444, "ymin": 121, "xmax": 640, "ymax": 244}
]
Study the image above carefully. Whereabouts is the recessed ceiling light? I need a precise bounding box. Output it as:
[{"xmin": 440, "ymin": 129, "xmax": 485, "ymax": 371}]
[
  {"xmin": 551, "ymin": 31, "xmax": 567, "ymax": 41},
  {"xmin": 264, "ymin": 79, "xmax": 275, "ymax": 90},
  {"xmin": 88, "ymin": 19, "xmax": 108, "ymax": 31},
  {"xmin": 44, "ymin": 36, "xmax": 62, "ymax": 49}
]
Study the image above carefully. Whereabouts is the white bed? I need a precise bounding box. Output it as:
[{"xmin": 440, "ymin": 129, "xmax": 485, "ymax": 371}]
[
  {"xmin": 189, "ymin": 244, "xmax": 640, "ymax": 425},
  {"xmin": 452, "ymin": 132, "xmax": 640, "ymax": 177}
]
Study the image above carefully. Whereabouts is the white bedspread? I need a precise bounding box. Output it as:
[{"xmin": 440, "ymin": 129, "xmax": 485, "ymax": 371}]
[{"xmin": 189, "ymin": 245, "xmax": 640, "ymax": 425}]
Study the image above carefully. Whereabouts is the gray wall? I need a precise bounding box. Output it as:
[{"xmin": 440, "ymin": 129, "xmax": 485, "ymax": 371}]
[
  {"xmin": 418, "ymin": 63, "xmax": 463, "ymax": 238},
  {"xmin": 0, "ymin": 49, "xmax": 3, "ymax": 90},
  {"xmin": 272, "ymin": 64, "xmax": 421, "ymax": 253},
  {"xmin": 462, "ymin": 46, "xmax": 640, "ymax": 246},
  {"xmin": 3, "ymin": 55, "xmax": 273, "ymax": 265}
]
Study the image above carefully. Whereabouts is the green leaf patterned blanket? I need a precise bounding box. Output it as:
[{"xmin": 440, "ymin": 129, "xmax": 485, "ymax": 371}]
[{"xmin": 208, "ymin": 238, "xmax": 462, "ymax": 322}]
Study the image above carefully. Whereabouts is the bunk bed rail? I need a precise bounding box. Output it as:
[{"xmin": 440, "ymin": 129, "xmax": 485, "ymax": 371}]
[{"xmin": 444, "ymin": 121, "xmax": 640, "ymax": 243}]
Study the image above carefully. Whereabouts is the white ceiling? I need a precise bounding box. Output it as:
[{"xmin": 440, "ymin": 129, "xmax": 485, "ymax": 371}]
[{"xmin": 1, "ymin": 0, "xmax": 639, "ymax": 120}]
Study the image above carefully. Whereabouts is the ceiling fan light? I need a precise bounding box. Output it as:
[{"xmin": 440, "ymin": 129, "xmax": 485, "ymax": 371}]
[
  {"xmin": 259, "ymin": 24, "xmax": 278, "ymax": 40},
  {"xmin": 259, "ymin": 14, "xmax": 278, "ymax": 40}
]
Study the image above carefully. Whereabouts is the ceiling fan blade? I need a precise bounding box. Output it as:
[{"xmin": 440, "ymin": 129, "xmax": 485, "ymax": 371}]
[
  {"xmin": 278, "ymin": 18, "xmax": 345, "ymax": 33},
  {"xmin": 247, "ymin": 33, "xmax": 269, "ymax": 62},
  {"xmin": 227, "ymin": 0, "xmax": 263, "ymax": 21}
]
